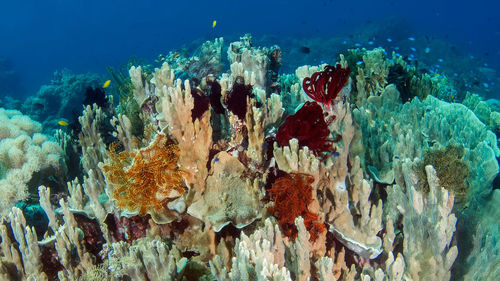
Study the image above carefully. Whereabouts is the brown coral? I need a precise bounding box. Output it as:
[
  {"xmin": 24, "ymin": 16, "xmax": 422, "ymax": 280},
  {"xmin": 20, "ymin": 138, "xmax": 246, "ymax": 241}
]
[
  {"xmin": 267, "ymin": 172, "xmax": 325, "ymax": 241},
  {"xmin": 102, "ymin": 133, "xmax": 186, "ymax": 216}
]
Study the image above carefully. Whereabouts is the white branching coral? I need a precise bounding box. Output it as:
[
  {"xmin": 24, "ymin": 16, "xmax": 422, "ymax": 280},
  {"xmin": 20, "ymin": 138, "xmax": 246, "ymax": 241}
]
[
  {"xmin": 383, "ymin": 162, "xmax": 458, "ymax": 281},
  {"xmin": 157, "ymin": 76, "xmax": 213, "ymax": 196}
]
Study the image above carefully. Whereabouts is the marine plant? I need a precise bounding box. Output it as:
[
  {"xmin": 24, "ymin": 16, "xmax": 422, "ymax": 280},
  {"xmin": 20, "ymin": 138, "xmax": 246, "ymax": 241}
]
[
  {"xmin": 101, "ymin": 133, "xmax": 186, "ymax": 216},
  {"xmin": 276, "ymin": 101, "xmax": 333, "ymax": 157},
  {"xmin": 267, "ymin": 172, "xmax": 325, "ymax": 241},
  {"xmin": 302, "ymin": 64, "xmax": 350, "ymax": 108}
]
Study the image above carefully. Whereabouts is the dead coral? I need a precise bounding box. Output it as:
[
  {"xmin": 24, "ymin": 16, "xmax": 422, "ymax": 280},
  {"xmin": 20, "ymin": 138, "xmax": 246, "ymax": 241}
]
[{"xmin": 101, "ymin": 133, "xmax": 186, "ymax": 217}]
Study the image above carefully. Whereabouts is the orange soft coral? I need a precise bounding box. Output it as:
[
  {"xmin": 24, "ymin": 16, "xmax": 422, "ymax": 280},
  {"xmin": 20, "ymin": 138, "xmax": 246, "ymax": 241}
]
[
  {"xmin": 268, "ymin": 172, "xmax": 325, "ymax": 241},
  {"xmin": 102, "ymin": 133, "xmax": 186, "ymax": 216}
]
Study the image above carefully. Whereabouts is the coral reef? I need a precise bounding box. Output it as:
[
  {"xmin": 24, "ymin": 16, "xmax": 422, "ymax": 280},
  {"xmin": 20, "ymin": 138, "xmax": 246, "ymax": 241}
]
[
  {"xmin": 0, "ymin": 36, "xmax": 497, "ymax": 281},
  {"xmin": 21, "ymin": 69, "xmax": 102, "ymax": 133}
]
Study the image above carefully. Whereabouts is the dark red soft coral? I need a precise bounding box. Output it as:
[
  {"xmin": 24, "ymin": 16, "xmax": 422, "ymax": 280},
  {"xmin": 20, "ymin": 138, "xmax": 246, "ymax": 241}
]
[
  {"xmin": 276, "ymin": 101, "xmax": 332, "ymax": 156},
  {"xmin": 268, "ymin": 172, "xmax": 325, "ymax": 241},
  {"xmin": 303, "ymin": 64, "xmax": 350, "ymax": 108}
]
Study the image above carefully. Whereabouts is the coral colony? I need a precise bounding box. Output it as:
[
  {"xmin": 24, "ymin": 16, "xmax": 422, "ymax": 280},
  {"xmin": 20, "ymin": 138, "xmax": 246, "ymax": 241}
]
[{"xmin": 0, "ymin": 35, "xmax": 499, "ymax": 281}]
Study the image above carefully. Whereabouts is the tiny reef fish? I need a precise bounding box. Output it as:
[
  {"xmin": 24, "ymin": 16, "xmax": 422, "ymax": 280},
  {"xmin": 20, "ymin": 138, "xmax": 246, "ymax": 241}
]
[
  {"xmin": 103, "ymin": 80, "xmax": 111, "ymax": 88},
  {"xmin": 212, "ymin": 20, "xmax": 217, "ymax": 28},
  {"xmin": 58, "ymin": 120, "xmax": 69, "ymax": 126}
]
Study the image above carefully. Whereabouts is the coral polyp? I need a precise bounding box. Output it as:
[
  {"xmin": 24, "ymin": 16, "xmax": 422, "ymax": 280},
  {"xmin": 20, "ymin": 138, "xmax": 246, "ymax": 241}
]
[{"xmin": 101, "ymin": 133, "xmax": 186, "ymax": 216}]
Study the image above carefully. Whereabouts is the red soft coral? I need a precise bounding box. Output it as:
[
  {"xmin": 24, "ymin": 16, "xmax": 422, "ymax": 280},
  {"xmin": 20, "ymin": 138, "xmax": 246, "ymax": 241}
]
[
  {"xmin": 268, "ymin": 172, "xmax": 325, "ymax": 241},
  {"xmin": 303, "ymin": 64, "xmax": 350, "ymax": 109},
  {"xmin": 276, "ymin": 101, "xmax": 333, "ymax": 156}
]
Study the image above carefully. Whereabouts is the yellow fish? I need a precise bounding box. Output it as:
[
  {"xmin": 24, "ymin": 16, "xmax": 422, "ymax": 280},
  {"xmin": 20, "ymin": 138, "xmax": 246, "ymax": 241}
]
[
  {"xmin": 58, "ymin": 120, "xmax": 69, "ymax": 126},
  {"xmin": 103, "ymin": 80, "xmax": 111, "ymax": 88},
  {"xmin": 212, "ymin": 20, "xmax": 217, "ymax": 28}
]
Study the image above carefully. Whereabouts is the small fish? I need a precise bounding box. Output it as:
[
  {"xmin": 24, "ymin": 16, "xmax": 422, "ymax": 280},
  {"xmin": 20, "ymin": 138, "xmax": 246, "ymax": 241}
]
[
  {"xmin": 173, "ymin": 52, "xmax": 180, "ymax": 58},
  {"xmin": 368, "ymin": 41, "xmax": 374, "ymax": 45},
  {"xmin": 425, "ymin": 47, "xmax": 431, "ymax": 54},
  {"xmin": 332, "ymin": 151, "xmax": 340, "ymax": 157},
  {"xmin": 410, "ymin": 47, "xmax": 416, "ymax": 52},
  {"xmin": 354, "ymin": 43, "xmax": 362, "ymax": 47},
  {"xmin": 299, "ymin": 46, "xmax": 310, "ymax": 54},
  {"xmin": 438, "ymin": 58, "xmax": 444, "ymax": 62},
  {"xmin": 212, "ymin": 20, "xmax": 217, "ymax": 28},
  {"xmin": 356, "ymin": 61, "xmax": 364, "ymax": 65},
  {"xmin": 102, "ymin": 80, "xmax": 111, "ymax": 88},
  {"xmin": 408, "ymin": 37, "xmax": 416, "ymax": 41},
  {"xmin": 387, "ymin": 38, "xmax": 392, "ymax": 42},
  {"xmin": 58, "ymin": 120, "xmax": 69, "ymax": 126}
]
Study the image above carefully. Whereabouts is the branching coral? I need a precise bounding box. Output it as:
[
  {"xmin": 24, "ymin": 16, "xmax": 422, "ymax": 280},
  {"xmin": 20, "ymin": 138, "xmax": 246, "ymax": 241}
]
[
  {"xmin": 267, "ymin": 172, "xmax": 325, "ymax": 241},
  {"xmin": 276, "ymin": 101, "xmax": 333, "ymax": 157},
  {"xmin": 101, "ymin": 133, "xmax": 186, "ymax": 220},
  {"xmin": 302, "ymin": 64, "xmax": 350, "ymax": 108}
]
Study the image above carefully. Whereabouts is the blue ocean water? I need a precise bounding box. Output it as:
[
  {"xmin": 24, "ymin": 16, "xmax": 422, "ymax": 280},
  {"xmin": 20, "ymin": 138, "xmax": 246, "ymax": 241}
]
[{"xmin": 0, "ymin": 0, "xmax": 499, "ymax": 99}]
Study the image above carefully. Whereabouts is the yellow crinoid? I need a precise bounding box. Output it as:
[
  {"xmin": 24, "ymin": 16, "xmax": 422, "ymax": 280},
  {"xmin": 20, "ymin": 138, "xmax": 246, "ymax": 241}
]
[{"xmin": 102, "ymin": 133, "xmax": 186, "ymax": 216}]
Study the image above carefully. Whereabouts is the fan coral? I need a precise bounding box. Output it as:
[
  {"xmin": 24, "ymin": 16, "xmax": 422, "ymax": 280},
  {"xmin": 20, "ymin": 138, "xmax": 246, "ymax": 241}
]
[
  {"xmin": 101, "ymin": 133, "xmax": 186, "ymax": 216},
  {"xmin": 276, "ymin": 101, "xmax": 333, "ymax": 157},
  {"xmin": 302, "ymin": 64, "xmax": 350, "ymax": 108},
  {"xmin": 267, "ymin": 172, "xmax": 325, "ymax": 241}
]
